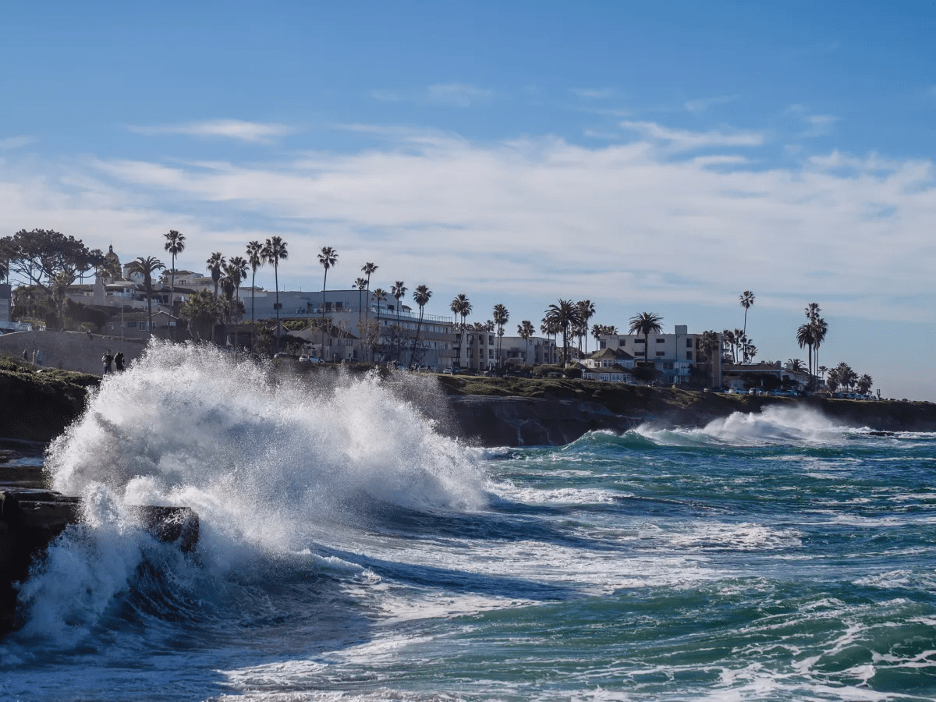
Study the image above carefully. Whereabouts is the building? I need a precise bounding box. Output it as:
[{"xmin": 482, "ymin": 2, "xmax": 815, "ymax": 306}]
[
  {"xmin": 0, "ymin": 283, "xmax": 11, "ymax": 323},
  {"xmin": 599, "ymin": 325, "xmax": 721, "ymax": 386}
]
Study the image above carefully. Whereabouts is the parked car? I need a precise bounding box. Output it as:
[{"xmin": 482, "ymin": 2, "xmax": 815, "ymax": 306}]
[{"xmin": 298, "ymin": 355, "xmax": 321, "ymax": 363}]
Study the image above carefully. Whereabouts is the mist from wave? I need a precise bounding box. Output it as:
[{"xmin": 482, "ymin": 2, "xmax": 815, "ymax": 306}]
[{"xmin": 13, "ymin": 341, "xmax": 488, "ymax": 643}]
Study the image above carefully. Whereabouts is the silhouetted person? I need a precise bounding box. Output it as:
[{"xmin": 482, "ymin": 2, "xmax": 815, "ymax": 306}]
[
  {"xmin": 102, "ymin": 350, "xmax": 113, "ymax": 375},
  {"xmin": 114, "ymin": 351, "xmax": 125, "ymax": 372}
]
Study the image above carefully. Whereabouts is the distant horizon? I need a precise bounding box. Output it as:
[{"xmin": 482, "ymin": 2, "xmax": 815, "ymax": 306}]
[{"xmin": 1, "ymin": 2, "xmax": 935, "ymax": 400}]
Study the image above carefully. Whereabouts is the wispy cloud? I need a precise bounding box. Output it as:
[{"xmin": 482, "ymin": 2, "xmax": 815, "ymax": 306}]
[
  {"xmin": 782, "ymin": 104, "xmax": 840, "ymax": 138},
  {"xmin": 0, "ymin": 136, "xmax": 36, "ymax": 150},
  {"xmin": 371, "ymin": 84, "xmax": 493, "ymax": 108},
  {"xmin": 619, "ymin": 121, "xmax": 764, "ymax": 150},
  {"xmin": 128, "ymin": 119, "xmax": 293, "ymax": 144},
  {"xmin": 684, "ymin": 95, "xmax": 737, "ymax": 113},
  {"xmin": 572, "ymin": 88, "xmax": 615, "ymax": 100}
]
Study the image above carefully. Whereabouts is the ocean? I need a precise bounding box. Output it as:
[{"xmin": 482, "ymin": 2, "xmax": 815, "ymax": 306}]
[{"xmin": 1, "ymin": 342, "xmax": 934, "ymax": 701}]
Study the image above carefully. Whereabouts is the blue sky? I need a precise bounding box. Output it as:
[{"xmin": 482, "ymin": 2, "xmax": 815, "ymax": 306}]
[{"xmin": 2, "ymin": 1, "xmax": 936, "ymax": 399}]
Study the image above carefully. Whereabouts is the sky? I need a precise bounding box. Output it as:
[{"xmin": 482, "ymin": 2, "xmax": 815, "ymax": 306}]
[{"xmin": 1, "ymin": 1, "xmax": 935, "ymax": 399}]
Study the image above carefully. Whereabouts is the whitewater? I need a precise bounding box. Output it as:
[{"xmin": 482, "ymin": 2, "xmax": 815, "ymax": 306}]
[{"xmin": 1, "ymin": 342, "xmax": 934, "ymax": 701}]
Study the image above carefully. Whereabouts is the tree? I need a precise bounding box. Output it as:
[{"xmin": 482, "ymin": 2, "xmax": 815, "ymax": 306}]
[
  {"xmin": 318, "ymin": 247, "xmax": 339, "ymax": 359},
  {"xmin": 409, "ymin": 284, "xmax": 432, "ymax": 368},
  {"xmin": 796, "ymin": 322, "xmax": 816, "ymax": 382},
  {"xmin": 222, "ymin": 258, "xmax": 247, "ymax": 324},
  {"xmin": 0, "ymin": 229, "xmax": 102, "ymax": 328},
  {"xmin": 261, "ymin": 236, "xmax": 288, "ymax": 350},
  {"xmin": 492, "ymin": 303, "xmax": 509, "ymax": 368},
  {"xmin": 371, "ymin": 287, "xmax": 388, "ymax": 361},
  {"xmin": 391, "ymin": 280, "xmax": 407, "ymax": 363},
  {"xmin": 787, "ymin": 358, "xmax": 806, "ymax": 373},
  {"xmin": 180, "ymin": 288, "xmax": 224, "ymax": 342},
  {"xmin": 163, "ymin": 230, "xmax": 185, "ymax": 321},
  {"xmin": 126, "ymin": 256, "xmax": 165, "ymax": 336},
  {"xmin": 544, "ymin": 300, "xmax": 581, "ymax": 367},
  {"xmin": 740, "ymin": 291, "xmax": 755, "ymax": 338},
  {"xmin": 206, "ymin": 252, "xmax": 225, "ymax": 298},
  {"xmin": 576, "ymin": 300, "xmax": 595, "ymax": 354},
  {"xmin": 518, "ymin": 320, "xmax": 535, "ymax": 363},
  {"xmin": 699, "ymin": 330, "xmax": 721, "ymax": 387},
  {"xmin": 245, "ymin": 241, "xmax": 264, "ymax": 326},
  {"xmin": 856, "ymin": 373, "xmax": 873, "ymax": 395},
  {"xmin": 361, "ymin": 261, "xmax": 377, "ymax": 328},
  {"xmin": 628, "ymin": 312, "xmax": 664, "ymax": 368}
]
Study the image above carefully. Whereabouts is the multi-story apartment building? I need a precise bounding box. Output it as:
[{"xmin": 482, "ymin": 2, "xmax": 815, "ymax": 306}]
[{"xmin": 598, "ymin": 325, "xmax": 721, "ymax": 386}]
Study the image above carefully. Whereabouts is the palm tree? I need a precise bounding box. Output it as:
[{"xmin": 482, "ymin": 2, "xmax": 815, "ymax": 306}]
[
  {"xmin": 227, "ymin": 256, "xmax": 248, "ymax": 303},
  {"xmin": 245, "ymin": 241, "xmax": 264, "ymax": 326},
  {"xmin": 818, "ymin": 365, "xmax": 828, "ymax": 385},
  {"xmin": 180, "ymin": 288, "xmax": 224, "ymax": 343},
  {"xmin": 796, "ymin": 322, "xmax": 816, "ymax": 381},
  {"xmin": 206, "ymin": 252, "xmax": 225, "ymax": 298},
  {"xmin": 371, "ymin": 287, "xmax": 388, "ymax": 361},
  {"xmin": 318, "ymin": 247, "xmax": 338, "ymax": 358},
  {"xmin": 409, "ymin": 284, "xmax": 432, "ymax": 368},
  {"xmin": 492, "ymin": 303, "xmax": 509, "ymax": 369},
  {"xmin": 740, "ymin": 291, "xmax": 755, "ymax": 338},
  {"xmin": 163, "ymin": 230, "xmax": 185, "ymax": 325},
  {"xmin": 856, "ymin": 373, "xmax": 873, "ymax": 395},
  {"xmin": 788, "ymin": 358, "xmax": 806, "ymax": 373},
  {"xmin": 261, "ymin": 236, "xmax": 287, "ymax": 350},
  {"xmin": 544, "ymin": 300, "xmax": 581, "ymax": 367},
  {"xmin": 629, "ymin": 312, "xmax": 664, "ymax": 367},
  {"xmin": 126, "ymin": 255, "xmax": 165, "ymax": 337},
  {"xmin": 361, "ymin": 261, "xmax": 377, "ymax": 327},
  {"xmin": 576, "ymin": 300, "xmax": 596, "ymax": 354},
  {"xmin": 392, "ymin": 280, "xmax": 407, "ymax": 363},
  {"xmin": 699, "ymin": 330, "xmax": 721, "ymax": 387},
  {"xmin": 518, "ymin": 320, "xmax": 535, "ymax": 363},
  {"xmin": 811, "ymin": 316, "xmax": 828, "ymax": 380}
]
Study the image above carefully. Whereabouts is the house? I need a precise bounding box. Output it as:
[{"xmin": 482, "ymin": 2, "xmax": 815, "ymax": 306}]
[{"xmin": 598, "ymin": 325, "xmax": 720, "ymax": 386}]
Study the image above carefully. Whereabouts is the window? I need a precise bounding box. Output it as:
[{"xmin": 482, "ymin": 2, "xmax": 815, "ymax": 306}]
[
  {"xmin": 686, "ymin": 351, "xmax": 693, "ymax": 360},
  {"xmin": 634, "ymin": 338, "xmax": 644, "ymax": 344},
  {"xmin": 656, "ymin": 338, "xmax": 666, "ymax": 343},
  {"xmin": 656, "ymin": 351, "xmax": 665, "ymax": 357},
  {"xmin": 686, "ymin": 338, "xmax": 693, "ymax": 347}
]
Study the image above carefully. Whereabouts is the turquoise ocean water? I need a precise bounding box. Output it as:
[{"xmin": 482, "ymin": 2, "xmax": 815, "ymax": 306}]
[{"xmin": 1, "ymin": 343, "xmax": 934, "ymax": 701}]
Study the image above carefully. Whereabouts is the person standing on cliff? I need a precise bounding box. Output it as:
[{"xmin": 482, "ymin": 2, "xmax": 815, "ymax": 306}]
[
  {"xmin": 114, "ymin": 351, "xmax": 125, "ymax": 372},
  {"xmin": 102, "ymin": 350, "xmax": 113, "ymax": 375}
]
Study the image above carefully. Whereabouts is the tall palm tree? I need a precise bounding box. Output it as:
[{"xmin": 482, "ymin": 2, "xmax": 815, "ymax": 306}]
[
  {"xmin": 811, "ymin": 316, "xmax": 828, "ymax": 380},
  {"xmin": 126, "ymin": 255, "xmax": 165, "ymax": 337},
  {"xmin": 318, "ymin": 247, "xmax": 339, "ymax": 358},
  {"xmin": 544, "ymin": 300, "xmax": 581, "ymax": 367},
  {"xmin": 227, "ymin": 256, "xmax": 248, "ymax": 303},
  {"xmin": 261, "ymin": 236, "xmax": 288, "ymax": 350},
  {"xmin": 409, "ymin": 284, "xmax": 432, "ymax": 368},
  {"xmin": 740, "ymin": 291, "xmax": 755, "ymax": 338},
  {"xmin": 353, "ymin": 275, "xmax": 368, "ymax": 325},
  {"xmin": 361, "ymin": 261, "xmax": 377, "ymax": 327},
  {"xmin": 492, "ymin": 303, "xmax": 509, "ymax": 369},
  {"xmin": 245, "ymin": 241, "xmax": 264, "ymax": 326},
  {"xmin": 576, "ymin": 300, "xmax": 596, "ymax": 354},
  {"xmin": 629, "ymin": 312, "xmax": 664, "ymax": 367},
  {"xmin": 206, "ymin": 252, "xmax": 226, "ymax": 298},
  {"xmin": 371, "ymin": 287, "xmax": 388, "ymax": 362},
  {"xmin": 518, "ymin": 320, "xmax": 535, "ymax": 363},
  {"xmin": 392, "ymin": 280, "xmax": 407, "ymax": 363},
  {"xmin": 163, "ymin": 230, "xmax": 185, "ymax": 324},
  {"xmin": 796, "ymin": 322, "xmax": 816, "ymax": 381}
]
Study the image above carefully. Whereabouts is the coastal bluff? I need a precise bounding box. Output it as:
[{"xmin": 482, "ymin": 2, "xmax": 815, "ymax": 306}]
[
  {"xmin": 1, "ymin": 352, "xmax": 934, "ymax": 448},
  {"xmin": 435, "ymin": 378, "xmax": 936, "ymax": 447}
]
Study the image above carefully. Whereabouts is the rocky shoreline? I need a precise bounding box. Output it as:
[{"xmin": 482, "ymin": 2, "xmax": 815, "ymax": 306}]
[{"xmin": 2, "ymin": 354, "xmax": 935, "ymax": 449}]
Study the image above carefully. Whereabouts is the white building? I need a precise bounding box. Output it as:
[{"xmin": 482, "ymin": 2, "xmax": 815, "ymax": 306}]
[{"xmin": 598, "ymin": 325, "xmax": 720, "ymax": 386}]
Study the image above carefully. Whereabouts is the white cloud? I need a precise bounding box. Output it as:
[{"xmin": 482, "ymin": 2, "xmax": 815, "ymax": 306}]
[
  {"xmin": 128, "ymin": 119, "xmax": 293, "ymax": 143},
  {"xmin": 684, "ymin": 95, "xmax": 737, "ymax": 112},
  {"xmin": 572, "ymin": 88, "xmax": 615, "ymax": 100},
  {"xmin": 0, "ymin": 136, "xmax": 36, "ymax": 150},
  {"xmin": 619, "ymin": 121, "xmax": 764, "ymax": 150},
  {"xmin": 371, "ymin": 84, "xmax": 493, "ymax": 108}
]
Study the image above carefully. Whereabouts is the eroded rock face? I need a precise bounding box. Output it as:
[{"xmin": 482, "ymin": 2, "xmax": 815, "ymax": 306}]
[{"xmin": 445, "ymin": 396, "xmax": 644, "ymax": 447}]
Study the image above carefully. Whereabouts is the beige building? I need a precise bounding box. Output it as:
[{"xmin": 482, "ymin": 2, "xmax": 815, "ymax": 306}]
[{"xmin": 599, "ymin": 325, "xmax": 721, "ymax": 386}]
